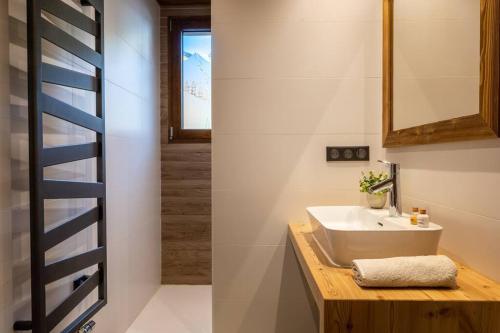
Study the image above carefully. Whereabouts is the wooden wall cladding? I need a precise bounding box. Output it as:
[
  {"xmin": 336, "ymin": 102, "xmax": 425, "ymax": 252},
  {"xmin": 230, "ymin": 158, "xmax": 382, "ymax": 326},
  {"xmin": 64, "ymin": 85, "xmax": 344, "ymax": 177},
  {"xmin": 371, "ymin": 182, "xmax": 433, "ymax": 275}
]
[
  {"xmin": 160, "ymin": 9, "xmax": 211, "ymax": 284},
  {"xmin": 161, "ymin": 144, "xmax": 212, "ymax": 284}
]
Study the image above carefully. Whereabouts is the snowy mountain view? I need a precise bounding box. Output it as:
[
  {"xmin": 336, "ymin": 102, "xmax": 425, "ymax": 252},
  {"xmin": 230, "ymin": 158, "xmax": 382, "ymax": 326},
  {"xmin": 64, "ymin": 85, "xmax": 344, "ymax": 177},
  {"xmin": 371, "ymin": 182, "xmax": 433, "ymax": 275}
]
[{"xmin": 182, "ymin": 32, "xmax": 212, "ymax": 129}]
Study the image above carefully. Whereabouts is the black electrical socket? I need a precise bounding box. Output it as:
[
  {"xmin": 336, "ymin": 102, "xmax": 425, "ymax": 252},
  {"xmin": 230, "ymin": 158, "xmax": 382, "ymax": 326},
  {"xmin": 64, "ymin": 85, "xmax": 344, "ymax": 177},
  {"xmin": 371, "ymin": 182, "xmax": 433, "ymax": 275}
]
[{"xmin": 326, "ymin": 146, "xmax": 370, "ymax": 162}]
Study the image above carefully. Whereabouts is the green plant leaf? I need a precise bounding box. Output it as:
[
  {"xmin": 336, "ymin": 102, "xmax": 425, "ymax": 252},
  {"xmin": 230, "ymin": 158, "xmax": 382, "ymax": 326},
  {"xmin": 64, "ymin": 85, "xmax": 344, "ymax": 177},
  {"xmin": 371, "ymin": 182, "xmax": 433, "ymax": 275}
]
[{"xmin": 359, "ymin": 170, "xmax": 389, "ymax": 194}]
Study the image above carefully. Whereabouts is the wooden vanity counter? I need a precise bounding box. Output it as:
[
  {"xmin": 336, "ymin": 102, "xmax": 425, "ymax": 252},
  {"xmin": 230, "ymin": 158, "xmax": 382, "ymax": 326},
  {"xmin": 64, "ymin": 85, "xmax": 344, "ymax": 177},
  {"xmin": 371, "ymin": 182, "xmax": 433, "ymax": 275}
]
[{"xmin": 288, "ymin": 224, "xmax": 500, "ymax": 333}]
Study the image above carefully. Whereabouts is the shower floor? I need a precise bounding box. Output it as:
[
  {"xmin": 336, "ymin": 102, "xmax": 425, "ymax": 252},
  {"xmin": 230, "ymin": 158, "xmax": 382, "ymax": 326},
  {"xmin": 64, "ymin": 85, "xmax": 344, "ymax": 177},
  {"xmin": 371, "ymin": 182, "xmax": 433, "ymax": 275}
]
[{"xmin": 126, "ymin": 285, "xmax": 212, "ymax": 333}]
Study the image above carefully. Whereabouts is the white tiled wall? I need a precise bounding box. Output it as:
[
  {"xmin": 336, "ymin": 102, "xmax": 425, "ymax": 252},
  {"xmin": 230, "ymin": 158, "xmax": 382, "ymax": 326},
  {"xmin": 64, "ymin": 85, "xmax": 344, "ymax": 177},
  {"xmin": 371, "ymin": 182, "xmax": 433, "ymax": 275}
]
[
  {"xmin": 212, "ymin": 0, "xmax": 500, "ymax": 332},
  {"xmin": 212, "ymin": 0, "xmax": 383, "ymax": 332},
  {"xmin": 387, "ymin": 140, "xmax": 500, "ymax": 281},
  {"xmin": 1, "ymin": 0, "xmax": 161, "ymax": 332}
]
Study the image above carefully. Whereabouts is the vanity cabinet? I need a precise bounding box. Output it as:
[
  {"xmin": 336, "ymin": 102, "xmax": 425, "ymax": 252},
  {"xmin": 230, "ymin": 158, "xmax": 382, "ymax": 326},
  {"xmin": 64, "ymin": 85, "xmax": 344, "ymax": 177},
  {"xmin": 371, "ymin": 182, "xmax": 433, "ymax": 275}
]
[{"xmin": 288, "ymin": 224, "xmax": 500, "ymax": 333}]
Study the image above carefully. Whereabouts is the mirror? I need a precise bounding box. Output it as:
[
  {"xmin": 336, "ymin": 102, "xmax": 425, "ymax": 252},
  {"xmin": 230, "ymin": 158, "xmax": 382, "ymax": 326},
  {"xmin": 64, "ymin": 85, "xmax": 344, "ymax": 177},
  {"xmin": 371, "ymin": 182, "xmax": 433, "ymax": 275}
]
[
  {"xmin": 383, "ymin": 0, "xmax": 500, "ymax": 147},
  {"xmin": 393, "ymin": 0, "xmax": 480, "ymax": 130}
]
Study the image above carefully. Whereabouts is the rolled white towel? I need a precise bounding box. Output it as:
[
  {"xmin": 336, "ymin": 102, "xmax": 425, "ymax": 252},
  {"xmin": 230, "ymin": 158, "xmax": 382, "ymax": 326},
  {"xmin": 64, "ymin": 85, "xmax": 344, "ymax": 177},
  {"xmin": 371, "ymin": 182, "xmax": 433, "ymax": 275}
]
[{"xmin": 352, "ymin": 255, "xmax": 457, "ymax": 288}]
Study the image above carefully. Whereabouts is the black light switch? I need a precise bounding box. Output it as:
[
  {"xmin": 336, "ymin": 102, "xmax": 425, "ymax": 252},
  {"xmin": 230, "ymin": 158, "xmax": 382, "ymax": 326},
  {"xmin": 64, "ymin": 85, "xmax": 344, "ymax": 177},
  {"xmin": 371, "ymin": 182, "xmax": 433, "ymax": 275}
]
[{"xmin": 326, "ymin": 146, "xmax": 370, "ymax": 162}]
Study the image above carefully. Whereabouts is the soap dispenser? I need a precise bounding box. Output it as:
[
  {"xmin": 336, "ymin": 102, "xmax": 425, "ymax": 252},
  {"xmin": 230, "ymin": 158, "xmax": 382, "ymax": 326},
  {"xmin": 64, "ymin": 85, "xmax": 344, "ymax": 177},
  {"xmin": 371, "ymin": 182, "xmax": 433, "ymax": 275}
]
[{"xmin": 417, "ymin": 209, "xmax": 430, "ymax": 228}]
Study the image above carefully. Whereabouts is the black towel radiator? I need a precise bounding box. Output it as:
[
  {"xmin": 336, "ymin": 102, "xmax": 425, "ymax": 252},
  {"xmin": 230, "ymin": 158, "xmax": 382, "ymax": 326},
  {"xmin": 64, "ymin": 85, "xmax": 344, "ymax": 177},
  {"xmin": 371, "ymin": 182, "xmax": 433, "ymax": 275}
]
[{"xmin": 14, "ymin": 0, "xmax": 107, "ymax": 332}]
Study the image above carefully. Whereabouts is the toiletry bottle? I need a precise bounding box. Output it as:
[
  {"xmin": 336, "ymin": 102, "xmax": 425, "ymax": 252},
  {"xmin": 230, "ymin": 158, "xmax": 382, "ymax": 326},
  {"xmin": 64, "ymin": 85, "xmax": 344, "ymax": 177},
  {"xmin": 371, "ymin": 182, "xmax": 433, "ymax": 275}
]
[
  {"xmin": 417, "ymin": 209, "xmax": 430, "ymax": 228},
  {"xmin": 410, "ymin": 207, "xmax": 419, "ymax": 225}
]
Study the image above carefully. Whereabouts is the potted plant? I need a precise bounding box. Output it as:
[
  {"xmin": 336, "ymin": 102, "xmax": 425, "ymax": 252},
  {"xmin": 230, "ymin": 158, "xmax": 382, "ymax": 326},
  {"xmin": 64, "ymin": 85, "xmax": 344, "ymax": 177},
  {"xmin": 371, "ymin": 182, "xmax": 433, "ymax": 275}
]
[{"xmin": 359, "ymin": 171, "xmax": 389, "ymax": 209}]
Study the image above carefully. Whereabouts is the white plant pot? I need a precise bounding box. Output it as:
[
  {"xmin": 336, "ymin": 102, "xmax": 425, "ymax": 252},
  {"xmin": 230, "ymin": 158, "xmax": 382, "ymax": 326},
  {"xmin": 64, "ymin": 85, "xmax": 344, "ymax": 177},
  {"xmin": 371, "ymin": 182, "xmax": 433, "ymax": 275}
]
[{"xmin": 367, "ymin": 193, "xmax": 387, "ymax": 209}]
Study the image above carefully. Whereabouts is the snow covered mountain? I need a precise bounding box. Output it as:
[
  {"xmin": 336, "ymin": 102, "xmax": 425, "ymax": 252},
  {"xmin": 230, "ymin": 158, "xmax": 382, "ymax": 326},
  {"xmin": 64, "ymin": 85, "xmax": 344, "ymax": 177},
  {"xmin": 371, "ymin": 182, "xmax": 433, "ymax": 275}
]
[
  {"xmin": 183, "ymin": 52, "xmax": 211, "ymax": 99},
  {"xmin": 182, "ymin": 52, "xmax": 212, "ymax": 129}
]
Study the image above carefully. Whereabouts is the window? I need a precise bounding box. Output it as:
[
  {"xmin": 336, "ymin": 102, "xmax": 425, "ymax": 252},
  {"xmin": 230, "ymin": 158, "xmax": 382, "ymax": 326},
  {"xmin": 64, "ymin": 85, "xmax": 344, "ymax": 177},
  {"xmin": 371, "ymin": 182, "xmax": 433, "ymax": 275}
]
[{"xmin": 169, "ymin": 17, "xmax": 211, "ymax": 142}]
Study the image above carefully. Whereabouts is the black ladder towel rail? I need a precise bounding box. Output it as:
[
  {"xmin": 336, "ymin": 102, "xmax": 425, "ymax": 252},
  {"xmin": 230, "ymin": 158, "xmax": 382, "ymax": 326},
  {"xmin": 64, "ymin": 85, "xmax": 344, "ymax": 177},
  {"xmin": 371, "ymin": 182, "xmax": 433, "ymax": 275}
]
[{"xmin": 14, "ymin": 0, "xmax": 107, "ymax": 332}]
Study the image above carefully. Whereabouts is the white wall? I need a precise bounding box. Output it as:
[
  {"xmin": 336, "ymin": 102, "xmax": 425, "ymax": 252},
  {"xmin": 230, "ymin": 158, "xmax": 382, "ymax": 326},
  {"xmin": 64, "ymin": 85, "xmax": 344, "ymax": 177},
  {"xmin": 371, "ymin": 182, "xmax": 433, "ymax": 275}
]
[
  {"xmin": 212, "ymin": 0, "xmax": 382, "ymax": 332},
  {"xmin": 388, "ymin": 140, "xmax": 500, "ymax": 281},
  {"xmin": 96, "ymin": 0, "xmax": 162, "ymax": 331},
  {"xmin": 0, "ymin": 0, "xmax": 161, "ymax": 332},
  {"xmin": 212, "ymin": 0, "xmax": 500, "ymax": 332}
]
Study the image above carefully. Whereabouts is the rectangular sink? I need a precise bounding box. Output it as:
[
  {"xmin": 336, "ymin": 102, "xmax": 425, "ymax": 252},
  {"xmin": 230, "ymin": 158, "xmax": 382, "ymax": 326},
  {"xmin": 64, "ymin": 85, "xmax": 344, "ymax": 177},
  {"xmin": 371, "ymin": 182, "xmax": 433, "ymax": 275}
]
[{"xmin": 307, "ymin": 206, "xmax": 443, "ymax": 267}]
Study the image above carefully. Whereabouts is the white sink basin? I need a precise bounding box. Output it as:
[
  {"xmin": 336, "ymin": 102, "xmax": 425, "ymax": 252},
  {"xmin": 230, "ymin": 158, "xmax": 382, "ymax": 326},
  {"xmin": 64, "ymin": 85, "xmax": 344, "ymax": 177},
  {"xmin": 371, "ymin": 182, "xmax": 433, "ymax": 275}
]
[{"xmin": 307, "ymin": 206, "xmax": 443, "ymax": 267}]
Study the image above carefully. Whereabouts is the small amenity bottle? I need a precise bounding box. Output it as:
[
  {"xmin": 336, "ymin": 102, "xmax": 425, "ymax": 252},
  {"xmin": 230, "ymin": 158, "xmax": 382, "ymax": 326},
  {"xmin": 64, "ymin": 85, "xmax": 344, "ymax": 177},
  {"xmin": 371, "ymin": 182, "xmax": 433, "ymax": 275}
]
[
  {"xmin": 410, "ymin": 207, "xmax": 419, "ymax": 225},
  {"xmin": 417, "ymin": 209, "xmax": 430, "ymax": 228}
]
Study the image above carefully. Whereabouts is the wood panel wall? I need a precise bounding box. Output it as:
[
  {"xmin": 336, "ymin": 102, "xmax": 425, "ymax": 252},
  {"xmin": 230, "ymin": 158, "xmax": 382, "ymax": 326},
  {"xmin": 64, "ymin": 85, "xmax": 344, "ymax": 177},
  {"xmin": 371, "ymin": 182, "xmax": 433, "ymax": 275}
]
[{"xmin": 160, "ymin": 7, "xmax": 212, "ymax": 285}]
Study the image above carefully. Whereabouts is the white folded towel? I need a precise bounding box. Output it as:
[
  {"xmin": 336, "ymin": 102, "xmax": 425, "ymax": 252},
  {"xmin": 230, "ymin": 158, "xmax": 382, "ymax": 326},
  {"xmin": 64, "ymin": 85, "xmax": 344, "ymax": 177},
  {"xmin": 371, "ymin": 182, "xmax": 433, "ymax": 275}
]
[{"xmin": 352, "ymin": 255, "xmax": 457, "ymax": 288}]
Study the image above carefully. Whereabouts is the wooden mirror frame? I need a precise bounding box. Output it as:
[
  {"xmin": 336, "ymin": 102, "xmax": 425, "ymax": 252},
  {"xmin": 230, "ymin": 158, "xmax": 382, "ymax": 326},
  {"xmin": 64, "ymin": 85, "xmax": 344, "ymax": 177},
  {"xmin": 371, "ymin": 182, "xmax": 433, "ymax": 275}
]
[{"xmin": 383, "ymin": 0, "xmax": 500, "ymax": 147}]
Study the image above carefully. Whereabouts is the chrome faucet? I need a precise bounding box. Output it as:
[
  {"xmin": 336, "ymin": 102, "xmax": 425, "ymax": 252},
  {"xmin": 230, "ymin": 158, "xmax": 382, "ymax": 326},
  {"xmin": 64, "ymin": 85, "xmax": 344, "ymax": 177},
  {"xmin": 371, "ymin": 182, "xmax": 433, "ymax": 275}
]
[{"xmin": 368, "ymin": 160, "xmax": 402, "ymax": 217}]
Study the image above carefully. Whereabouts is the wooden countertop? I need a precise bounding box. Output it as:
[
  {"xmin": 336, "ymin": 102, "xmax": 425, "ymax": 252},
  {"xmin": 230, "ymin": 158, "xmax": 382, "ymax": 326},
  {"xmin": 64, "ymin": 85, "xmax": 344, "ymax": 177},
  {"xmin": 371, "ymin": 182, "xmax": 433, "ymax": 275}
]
[{"xmin": 288, "ymin": 223, "xmax": 500, "ymax": 304}]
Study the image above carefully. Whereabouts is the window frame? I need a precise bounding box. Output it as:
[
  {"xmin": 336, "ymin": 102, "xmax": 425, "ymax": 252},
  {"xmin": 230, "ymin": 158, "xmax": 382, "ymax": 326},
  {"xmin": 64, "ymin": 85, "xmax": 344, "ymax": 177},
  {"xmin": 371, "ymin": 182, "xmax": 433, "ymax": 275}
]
[{"xmin": 169, "ymin": 16, "xmax": 212, "ymax": 143}]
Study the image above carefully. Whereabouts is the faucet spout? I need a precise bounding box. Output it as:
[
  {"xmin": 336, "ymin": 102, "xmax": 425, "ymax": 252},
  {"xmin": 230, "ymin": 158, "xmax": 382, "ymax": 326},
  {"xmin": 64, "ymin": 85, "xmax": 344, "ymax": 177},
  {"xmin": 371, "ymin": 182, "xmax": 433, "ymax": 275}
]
[{"xmin": 368, "ymin": 178, "xmax": 393, "ymax": 194}]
